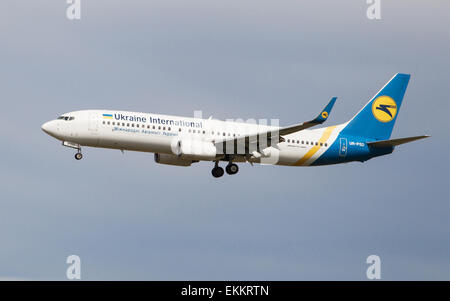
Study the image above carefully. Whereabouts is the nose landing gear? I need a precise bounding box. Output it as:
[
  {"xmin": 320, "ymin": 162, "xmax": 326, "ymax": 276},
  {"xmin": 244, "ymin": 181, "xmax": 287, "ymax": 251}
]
[
  {"xmin": 62, "ymin": 141, "xmax": 83, "ymax": 161},
  {"xmin": 74, "ymin": 152, "xmax": 83, "ymax": 160}
]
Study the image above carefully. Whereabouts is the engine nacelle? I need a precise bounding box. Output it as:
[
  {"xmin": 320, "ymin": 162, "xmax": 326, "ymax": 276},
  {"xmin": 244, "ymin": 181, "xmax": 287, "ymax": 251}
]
[
  {"xmin": 154, "ymin": 153, "xmax": 193, "ymax": 166},
  {"xmin": 171, "ymin": 139, "xmax": 217, "ymax": 160}
]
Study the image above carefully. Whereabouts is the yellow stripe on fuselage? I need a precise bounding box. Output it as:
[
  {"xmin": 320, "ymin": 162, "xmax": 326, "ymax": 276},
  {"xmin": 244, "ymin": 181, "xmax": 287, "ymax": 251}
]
[{"xmin": 293, "ymin": 125, "xmax": 337, "ymax": 166}]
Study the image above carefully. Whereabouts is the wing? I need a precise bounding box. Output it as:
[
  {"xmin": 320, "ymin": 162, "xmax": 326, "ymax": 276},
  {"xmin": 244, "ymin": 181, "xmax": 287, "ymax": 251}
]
[
  {"xmin": 214, "ymin": 97, "xmax": 337, "ymax": 155},
  {"xmin": 278, "ymin": 97, "xmax": 337, "ymax": 136}
]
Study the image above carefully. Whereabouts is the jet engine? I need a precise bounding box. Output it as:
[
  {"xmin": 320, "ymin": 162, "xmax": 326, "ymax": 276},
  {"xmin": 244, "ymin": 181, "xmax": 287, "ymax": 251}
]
[
  {"xmin": 154, "ymin": 153, "xmax": 193, "ymax": 166},
  {"xmin": 171, "ymin": 139, "xmax": 217, "ymax": 160}
]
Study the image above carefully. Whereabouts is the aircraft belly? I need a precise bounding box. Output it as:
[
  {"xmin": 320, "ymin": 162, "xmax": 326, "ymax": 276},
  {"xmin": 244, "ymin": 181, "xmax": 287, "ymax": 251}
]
[
  {"xmin": 98, "ymin": 132, "xmax": 172, "ymax": 153},
  {"xmin": 277, "ymin": 147, "xmax": 310, "ymax": 166}
]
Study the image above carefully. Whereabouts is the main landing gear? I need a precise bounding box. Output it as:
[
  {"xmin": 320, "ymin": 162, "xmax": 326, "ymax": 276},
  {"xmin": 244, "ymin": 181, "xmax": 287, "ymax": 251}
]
[
  {"xmin": 211, "ymin": 162, "xmax": 224, "ymax": 178},
  {"xmin": 226, "ymin": 163, "xmax": 239, "ymax": 175},
  {"xmin": 211, "ymin": 161, "xmax": 239, "ymax": 178}
]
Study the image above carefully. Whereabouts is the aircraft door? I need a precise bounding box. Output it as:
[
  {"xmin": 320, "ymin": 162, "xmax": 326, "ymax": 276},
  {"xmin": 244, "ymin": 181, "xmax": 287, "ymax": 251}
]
[
  {"xmin": 88, "ymin": 112, "xmax": 99, "ymax": 134},
  {"xmin": 339, "ymin": 137, "xmax": 347, "ymax": 157}
]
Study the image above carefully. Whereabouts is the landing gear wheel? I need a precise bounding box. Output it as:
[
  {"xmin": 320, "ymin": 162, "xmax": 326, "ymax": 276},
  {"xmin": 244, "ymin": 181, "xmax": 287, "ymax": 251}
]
[
  {"xmin": 211, "ymin": 166, "xmax": 224, "ymax": 178},
  {"xmin": 75, "ymin": 152, "xmax": 83, "ymax": 160},
  {"xmin": 226, "ymin": 163, "xmax": 239, "ymax": 175}
]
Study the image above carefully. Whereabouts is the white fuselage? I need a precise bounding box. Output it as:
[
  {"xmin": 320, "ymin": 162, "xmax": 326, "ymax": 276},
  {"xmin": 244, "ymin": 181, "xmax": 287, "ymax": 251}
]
[{"xmin": 42, "ymin": 110, "xmax": 345, "ymax": 166}]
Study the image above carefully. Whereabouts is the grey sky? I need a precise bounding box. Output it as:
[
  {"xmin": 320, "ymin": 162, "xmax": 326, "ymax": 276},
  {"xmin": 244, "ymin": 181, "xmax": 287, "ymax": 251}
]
[{"xmin": 0, "ymin": 0, "xmax": 448, "ymax": 280}]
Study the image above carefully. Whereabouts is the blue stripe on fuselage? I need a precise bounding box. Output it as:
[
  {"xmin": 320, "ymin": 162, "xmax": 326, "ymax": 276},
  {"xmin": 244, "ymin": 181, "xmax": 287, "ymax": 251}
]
[{"xmin": 311, "ymin": 133, "xmax": 394, "ymax": 166}]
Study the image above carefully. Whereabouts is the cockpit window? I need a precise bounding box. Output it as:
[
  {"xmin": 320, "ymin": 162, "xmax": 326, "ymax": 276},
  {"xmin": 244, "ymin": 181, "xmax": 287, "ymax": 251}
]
[{"xmin": 57, "ymin": 116, "xmax": 75, "ymax": 121}]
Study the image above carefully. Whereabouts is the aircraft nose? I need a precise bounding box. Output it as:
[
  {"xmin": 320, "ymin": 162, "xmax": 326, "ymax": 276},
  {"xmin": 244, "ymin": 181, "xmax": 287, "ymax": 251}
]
[{"xmin": 41, "ymin": 121, "xmax": 56, "ymax": 136}]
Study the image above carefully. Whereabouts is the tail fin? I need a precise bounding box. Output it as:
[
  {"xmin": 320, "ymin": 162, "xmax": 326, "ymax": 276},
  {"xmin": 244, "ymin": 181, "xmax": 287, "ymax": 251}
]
[{"xmin": 341, "ymin": 73, "xmax": 410, "ymax": 140}]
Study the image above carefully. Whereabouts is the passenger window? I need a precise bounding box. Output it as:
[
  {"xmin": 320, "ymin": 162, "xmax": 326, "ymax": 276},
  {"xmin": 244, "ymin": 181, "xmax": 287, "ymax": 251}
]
[
  {"xmin": 107, "ymin": 121, "xmax": 110, "ymax": 125},
  {"xmin": 122, "ymin": 123, "xmax": 125, "ymax": 126},
  {"xmin": 168, "ymin": 127, "xmax": 171, "ymax": 131},
  {"xmin": 112, "ymin": 122, "xmax": 115, "ymax": 125},
  {"xmin": 179, "ymin": 128, "xmax": 181, "ymax": 132},
  {"xmin": 320, "ymin": 143, "xmax": 323, "ymax": 146},
  {"xmin": 163, "ymin": 127, "xmax": 166, "ymax": 130},
  {"xmin": 203, "ymin": 130, "xmax": 206, "ymax": 134},
  {"xmin": 127, "ymin": 123, "xmax": 130, "ymax": 127},
  {"xmin": 103, "ymin": 121, "xmax": 105, "ymax": 125},
  {"xmin": 69, "ymin": 117, "xmax": 75, "ymax": 121},
  {"xmin": 325, "ymin": 143, "xmax": 327, "ymax": 147},
  {"xmin": 223, "ymin": 133, "xmax": 225, "ymax": 136}
]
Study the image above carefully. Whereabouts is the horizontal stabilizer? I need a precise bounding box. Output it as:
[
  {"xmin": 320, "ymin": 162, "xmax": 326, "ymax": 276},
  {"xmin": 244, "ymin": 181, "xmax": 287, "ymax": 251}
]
[{"xmin": 367, "ymin": 135, "xmax": 430, "ymax": 148}]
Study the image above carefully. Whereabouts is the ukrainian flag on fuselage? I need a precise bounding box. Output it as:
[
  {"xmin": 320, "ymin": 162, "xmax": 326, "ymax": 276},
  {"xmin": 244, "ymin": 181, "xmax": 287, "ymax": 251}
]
[
  {"xmin": 341, "ymin": 73, "xmax": 410, "ymax": 140},
  {"xmin": 103, "ymin": 114, "xmax": 113, "ymax": 119}
]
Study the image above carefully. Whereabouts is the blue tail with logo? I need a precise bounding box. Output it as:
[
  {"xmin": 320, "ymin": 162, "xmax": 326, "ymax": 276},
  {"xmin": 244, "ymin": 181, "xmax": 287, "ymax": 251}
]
[{"xmin": 341, "ymin": 73, "xmax": 410, "ymax": 140}]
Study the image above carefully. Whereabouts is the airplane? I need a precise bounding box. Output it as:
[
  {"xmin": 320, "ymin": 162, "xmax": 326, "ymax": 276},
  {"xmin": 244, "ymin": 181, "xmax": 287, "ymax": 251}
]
[{"xmin": 41, "ymin": 73, "xmax": 429, "ymax": 178}]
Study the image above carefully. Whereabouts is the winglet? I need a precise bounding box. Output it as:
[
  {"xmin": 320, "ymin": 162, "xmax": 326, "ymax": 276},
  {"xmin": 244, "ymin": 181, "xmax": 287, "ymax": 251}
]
[{"xmin": 312, "ymin": 97, "xmax": 337, "ymax": 124}]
